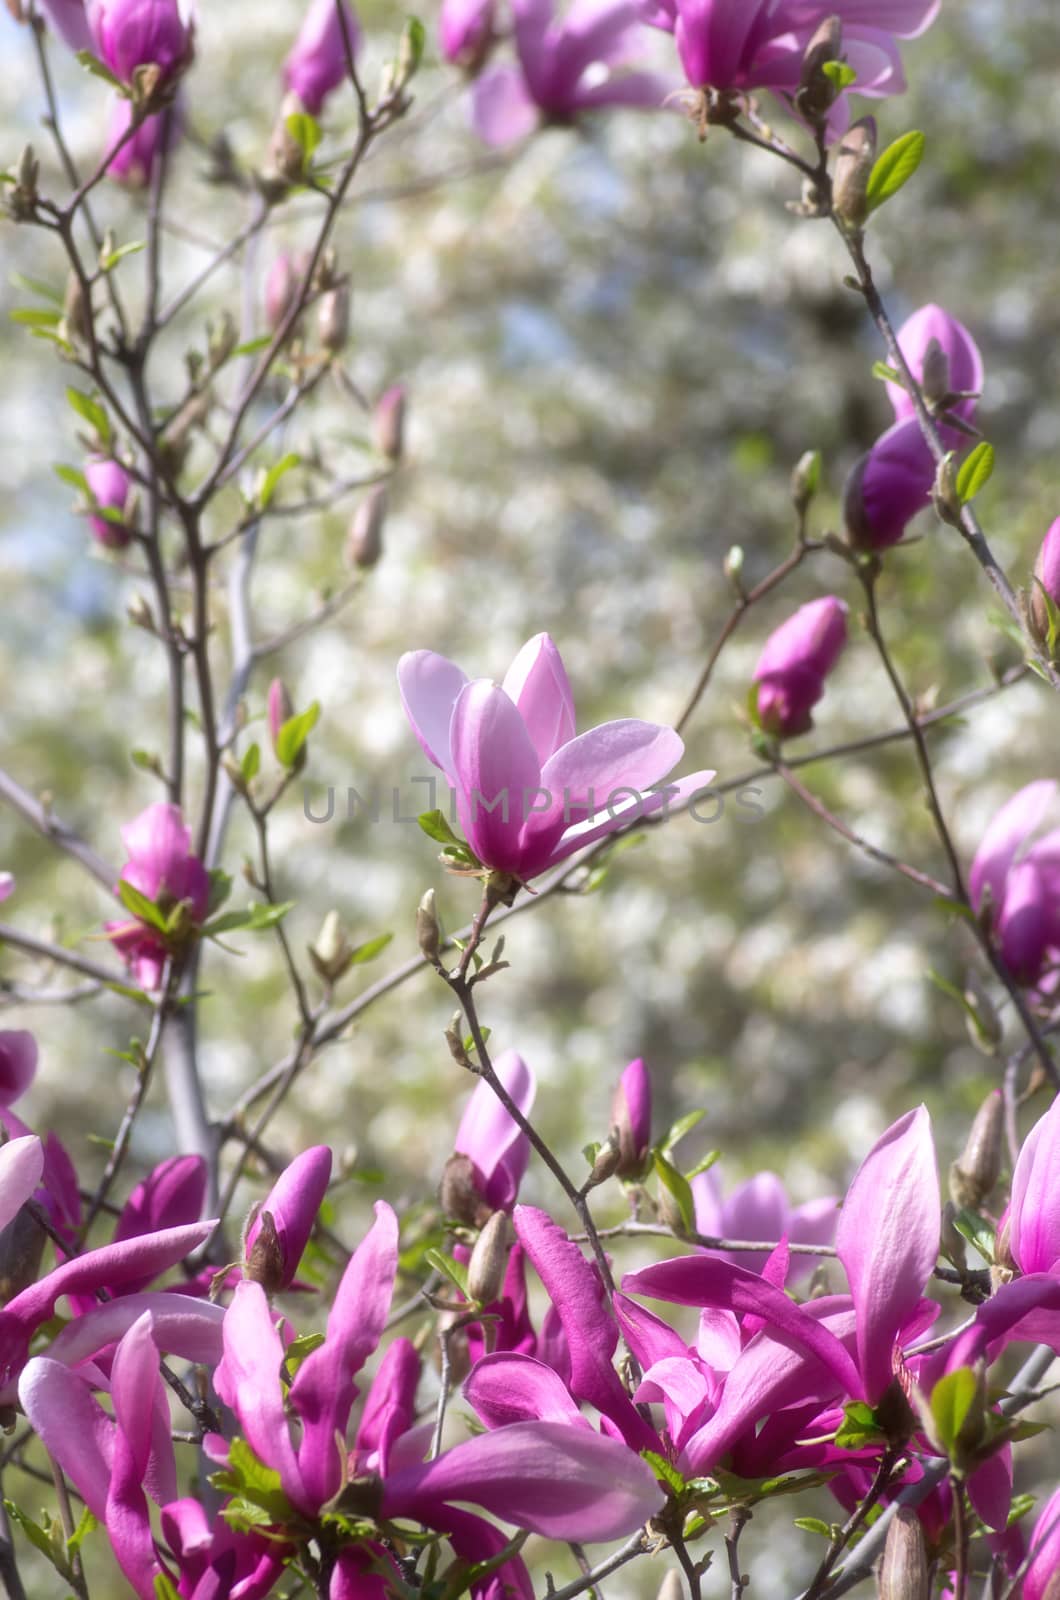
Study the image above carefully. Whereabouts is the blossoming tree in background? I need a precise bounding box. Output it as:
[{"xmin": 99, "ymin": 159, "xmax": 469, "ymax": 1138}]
[{"xmin": 1, "ymin": 0, "xmax": 1060, "ymax": 1596}]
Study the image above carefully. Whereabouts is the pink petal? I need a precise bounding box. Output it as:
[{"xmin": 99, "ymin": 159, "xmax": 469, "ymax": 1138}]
[
  {"xmin": 1010, "ymin": 1096, "xmax": 1060, "ymax": 1275},
  {"xmin": 214, "ymin": 1281, "xmax": 307, "ymax": 1510},
  {"xmin": 969, "ymin": 780, "xmax": 1056, "ymax": 913},
  {"xmin": 887, "ymin": 303, "xmax": 983, "ymax": 423},
  {"xmin": 244, "ymin": 1145, "xmax": 332, "ymax": 1292},
  {"xmin": 18, "ymin": 1358, "xmax": 114, "ymax": 1520},
  {"xmin": 501, "ymin": 634, "xmax": 576, "ymax": 766},
  {"xmin": 44, "ymin": 1293, "xmax": 225, "ymax": 1377},
  {"xmin": 470, "ymin": 65, "xmax": 541, "ymax": 145},
  {"xmin": 354, "ymin": 1337, "xmax": 420, "ymax": 1476},
  {"xmin": 397, "ymin": 650, "xmax": 468, "ymax": 782},
  {"xmin": 381, "ymin": 1419, "xmax": 663, "ymax": 1539},
  {"xmin": 465, "ymin": 1351, "xmax": 586, "ymax": 1430},
  {"xmin": 835, "ymin": 1106, "xmax": 939, "ymax": 1403},
  {"xmin": 0, "ymin": 873, "xmax": 13, "ymax": 902},
  {"xmin": 543, "ymin": 767, "xmax": 717, "ymax": 870},
  {"xmin": 0, "ymin": 1136, "xmax": 43, "ymax": 1233},
  {"xmin": 1024, "ymin": 1486, "xmax": 1060, "ymax": 1600},
  {"xmin": 108, "ymin": 1314, "xmax": 171, "ymax": 1594},
  {"xmin": 453, "ymin": 1049, "xmax": 535, "ymax": 1209},
  {"xmin": 450, "ymin": 681, "xmax": 542, "ymax": 874},
  {"xmin": 0, "ymin": 1032, "xmax": 39, "ymax": 1107},
  {"xmin": 540, "ymin": 720, "xmax": 684, "ymax": 812}
]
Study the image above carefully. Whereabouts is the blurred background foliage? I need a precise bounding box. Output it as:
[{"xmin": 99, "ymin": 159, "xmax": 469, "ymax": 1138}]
[{"xmin": 2, "ymin": 0, "xmax": 1060, "ymax": 1590}]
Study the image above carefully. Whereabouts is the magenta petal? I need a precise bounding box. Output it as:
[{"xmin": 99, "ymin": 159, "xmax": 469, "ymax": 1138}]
[
  {"xmin": 397, "ymin": 650, "xmax": 468, "ymax": 782},
  {"xmin": 108, "ymin": 1314, "xmax": 169, "ymax": 1596},
  {"xmin": 44, "ymin": 1293, "xmax": 224, "ymax": 1382},
  {"xmin": 454, "ymin": 1049, "xmax": 535, "ymax": 1209},
  {"xmin": 381, "ymin": 1419, "xmax": 663, "ymax": 1540},
  {"xmin": 0, "ymin": 1032, "xmax": 38, "ymax": 1107},
  {"xmin": 543, "ymin": 767, "xmax": 717, "ymax": 869},
  {"xmin": 1023, "ymin": 1485, "xmax": 1060, "ymax": 1600},
  {"xmin": 245, "ymin": 1144, "xmax": 332, "ymax": 1291},
  {"xmin": 355, "ymin": 1337, "xmax": 420, "ymax": 1476},
  {"xmin": 835, "ymin": 1106, "xmax": 939, "ymax": 1403},
  {"xmin": 888, "ymin": 305, "xmax": 983, "ymax": 422},
  {"xmin": 540, "ymin": 719, "xmax": 684, "ymax": 810},
  {"xmin": 612, "ymin": 1291, "xmax": 688, "ymax": 1371},
  {"xmin": 502, "ymin": 634, "xmax": 576, "ymax": 766},
  {"xmin": 1009, "ymin": 1096, "xmax": 1060, "ymax": 1275},
  {"xmin": 214, "ymin": 1282, "xmax": 307, "ymax": 1509},
  {"xmin": 465, "ymin": 1351, "xmax": 586, "ymax": 1430},
  {"xmin": 611, "ymin": 1058, "xmax": 652, "ymax": 1168},
  {"xmin": 18, "ymin": 1358, "xmax": 114, "ymax": 1520},
  {"xmin": 289, "ymin": 1200, "xmax": 398, "ymax": 1510},
  {"xmin": 970, "ymin": 780, "xmax": 1057, "ymax": 914},
  {"xmin": 515, "ymin": 1205, "xmax": 658, "ymax": 1450},
  {"xmin": 470, "ymin": 64, "xmax": 541, "ymax": 145},
  {"xmin": 451, "ymin": 681, "xmax": 542, "ymax": 874},
  {"xmin": 0, "ymin": 1136, "xmax": 43, "ymax": 1233}
]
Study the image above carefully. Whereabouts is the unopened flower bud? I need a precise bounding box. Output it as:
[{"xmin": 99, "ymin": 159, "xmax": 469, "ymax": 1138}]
[
  {"xmin": 962, "ymin": 971, "xmax": 1002, "ymax": 1056},
  {"xmin": 15, "ymin": 142, "xmax": 38, "ymax": 197},
  {"xmin": 949, "ymin": 1089, "xmax": 1003, "ymax": 1211},
  {"xmin": 126, "ymin": 593, "xmax": 155, "ymax": 631},
  {"xmin": 877, "ymin": 1509, "xmax": 928, "ymax": 1600},
  {"xmin": 919, "ymin": 337, "xmax": 950, "ymax": 409},
  {"xmin": 0, "ymin": 1205, "xmax": 46, "ymax": 1303},
  {"xmin": 796, "ymin": 15, "xmax": 843, "ymax": 123},
  {"xmin": 610, "ymin": 1058, "xmax": 652, "ymax": 1179},
  {"xmin": 208, "ymin": 311, "xmax": 237, "ymax": 372},
  {"xmin": 931, "ymin": 453, "xmax": 962, "ymax": 527},
  {"xmin": 656, "ymin": 1571, "xmax": 685, "ymax": 1600},
  {"xmin": 417, "ymin": 888, "xmax": 442, "ymax": 964},
  {"xmin": 244, "ymin": 1145, "xmax": 332, "ymax": 1294},
  {"xmin": 309, "ymin": 910, "xmax": 353, "ymax": 983},
  {"xmin": 1030, "ymin": 516, "xmax": 1060, "ymax": 648},
  {"xmin": 318, "ymin": 282, "xmax": 350, "ymax": 354},
  {"xmin": 267, "ymin": 679, "xmax": 295, "ymax": 752},
  {"xmin": 791, "ymin": 449, "xmax": 822, "ymax": 515},
  {"xmin": 466, "ymin": 1210, "xmax": 512, "ymax": 1304},
  {"xmin": 723, "ymin": 544, "xmax": 745, "ymax": 596},
  {"xmin": 62, "ymin": 272, "xmax": 91, "ymax": 346},
  {"xmin": 265, "ymin": 93, "xmax": 310, "ymax": 189},
  {"xmin": 85, "ymin": 456, "xmax": 134, "ymax": 549},
  {"xmin": 832, "ymin": 116, "xmax": 876, "ymax": 229},
  {"xmin": 585, "ymin": 1135, "xmax": 622, "ymax": 1191},
  {"xmin": 439, "ymin": 1152, "xmax": 490, "ymax": 1228},
  {"xmin": 347, "ymin": 486, "xmax": 387, "ymax": 570},
  {"xmin": 373, "ymin": 385, "xmax": 407, "ymax": 461}
]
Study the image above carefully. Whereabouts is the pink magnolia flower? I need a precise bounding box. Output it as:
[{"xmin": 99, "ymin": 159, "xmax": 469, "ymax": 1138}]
[
  {"xmin": 87, "ymin": 0, "xmax": 193, "ymax": 84},
  {"xmin": 1023, "ymin": 1485, "xmax": 1060, "ymax": 1600},
  {"xmin": 969, "ymin": 781, "xmax": 1060, "ymax": 987},
  {"xmin": 692, "ymin": 1163, "xmax": 836, "ymax": 1283},
  {"xmin": 752, "ymin": 596, "xmax": 848, "ymax": 739},
  {"xmin": 243, "ymin": 1144, "xmax": 332, "ymax": 1293},
  {"xmin": 0, "ymin": 1031, "xmax": 37, "ymax": 1106},
  {"xmin": 35, "ymin": 0, "xmax": 93, "ymax": 51},
  {"xmin": 1008, "ymin": 1095, "xmax": 1060, "ymax": 1277},
  {"xmin": 85, "ymin": 456, "xmax": 134, "ymax": 547},
  {"xmin": 846, "ymin": 304, "xmax": 982, "ymax": 550},
  {"xmin": 470, "ymin": 0, "xmax": 670, "ymax": 147},
  {"xmin": 105, "ymin": 95, "xmax": 182, "ymax": 187},
  {"xmin": 283, "ymin": 0, "xmax": 361, "ymax": 115},
  {"xmin": 398, "ymin": 632, "xmax": 715, "ymax": 881},
  {"xmin": 454, "ymin": 1048, "xmax": 536, "ymax": 1211},
  {"xmin": 611, "ymin": 1057, "xmax": 652, "ymax": 1176},
  {"xmin": 1031, "ymin": 516, "xmax": 1060, "ymax": 639},
  {"xmin": 440, "ymin": 0, "xmax": 495, "ymax": 69},
  {"xmin": 105, "ymin": 803, "xmax": 211, "ymax": 989}
]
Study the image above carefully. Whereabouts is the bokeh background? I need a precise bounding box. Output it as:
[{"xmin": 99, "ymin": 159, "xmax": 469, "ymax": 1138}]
[{"xmin": 1, "ymin": 0, "xmax": 1060, "ymax": 1592}]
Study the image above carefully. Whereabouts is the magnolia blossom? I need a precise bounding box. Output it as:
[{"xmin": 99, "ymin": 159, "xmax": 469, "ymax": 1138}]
[
  {"xmin": 87, "ymin": 0, "xmax": 193, "ymax": 84},
  {"xmin": 1031, "ymin": 515, "xmax": 1060, "ymax": 641},
  {"xmin": 105, "ymin": 803, "xmax": 210, "ymax": 988},
  {"xmin": 692, "ymin": 1164, "xmax": 836, "ymax": 1283},
  {"xmin": 35, "ymin": 0, "xmax": 93, "ymax": 51},
  {"xmin": 0, "ymin": 1032, "xmax": 37, "ymax": 1107},
  {"xmin": 1023, "ymin": 1486, "xmax": 1060, "ymax": 1600},
  {"xmin": 440, "ymin": 0, "xmax": 495, "ymax": 68},
  {"xmin": 969, "ymin": 781, "xmax": 1060, "ymax": 986},
  {"xmin": 105, "ymin": 95, "xmax": 182, "ymax": 187},
  {"xmin": 752, "ymin": 597, "xmax": 848, "ymax": 739},
  {"xmin": 845, "ymin": 304, "xmax": 983, "ymax": 549},
  {"xmin": 283, "ymin": 0, "xmax": 361, "ymax": 115},
  {"xmin": 1007, "ymin": 1095, "xmax": 1060, "ymax": 1277},
  {"xmin": 453, "ymin": 1049, "xmax": 535, "ymax": 1212},
  {"xmin": 470, "ymin": 0, "xmax": 669, "ymax": 146},
  {"xmin": 243, "ymin": 1145, "xmax": 332, "ymax": 1293},
  {"xmin": 611, "ymin": 1057, "xmax": 652, "ymax": 1176},
  {"xmin": 85, "ymin": 455, "xmax": 134, "ymax": 547},
  {"xmin": 399, "ymin": 632, "xmax": 715, "ymax": 881}
]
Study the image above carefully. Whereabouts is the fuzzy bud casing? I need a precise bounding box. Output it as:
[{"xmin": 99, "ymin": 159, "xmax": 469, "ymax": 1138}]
[
  {"xmin": 318, "ymin": 282, "xmax": 350, "ymax": 353},
  {"xmin": 417, "ymin": 888, "xmax": 442, "ymax": 964},
  {"xmin": 949, "ymin": 1088, "xmax": 1004, "ymax": 1212},
  {"xmin": 466, "ymin": 1209, "xmax": 512, "ymax": 1304},
  {"xmin": 877, "ymin": 1509, "xmax": 928, "ymax": 1600},
  {"xmin": 796, "ymin": 14, "xmax": 842, "ymax": 123},
  {"xmin": 373, "ymin": 385, "xmax": 407, "ymax": 461},
  {"xmin": 832, "ymin": 116, "xmax": 876, "ymax": 229},
  {"xmin": 347, "ymin": 487, "xmax": 388, "ymax": 569}
]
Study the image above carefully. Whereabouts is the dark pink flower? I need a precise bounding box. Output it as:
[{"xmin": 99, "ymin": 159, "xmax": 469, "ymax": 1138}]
[
  {"xmin": 610, "ymin": 1057, "xmax": 652, "ymax": 1176},
  {"xmin": 692, "ymin": 1163, "xmax": 836, "ymax": 1283},
  {"xmin": 105, "ymin": 96, "xmax": 182, "ymax": 187},
  {"xmin": 0, "ymin": 1032, "xmax": 37, "ymax": 1107},
  {"xmin": 105, "ymin": 803, "xmax": 211, "ymax": 989},
  {"xmin": 85, "ymin": 456, "xmax": 134, "ymax": 548},
  {"xmin": 283, "ymin": 0, "xmax": 361, "ymax": 115},
  {"xmin": 243, "ymin": 1145, "xmax": 332, "ymax": 1293},
  {"xmin": 440, "ymin": 0, "xmax": 495, "ymax": 68},
  {"xmin": 453, "ymin": 1049, "xmax": 535, "ymax": 1211},
  {"xmin": 87, "ymin": 0, "xmax": 193, "ymax": 85},
  {"xmin": 752, "ymin": 597, "xmax": 848, "ymax": 739},
  {"xmin": 969, "ymin": 781, "xmax": 1060, "ymax": 987}
]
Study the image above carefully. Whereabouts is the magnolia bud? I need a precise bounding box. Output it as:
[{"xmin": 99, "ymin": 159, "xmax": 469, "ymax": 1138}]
[
  {"xmin": 265, "ymin": 93, "xmax": 309, "ymax": 189},
  {"xmin": 832, "ymin": 116, "xmax": 876, "ymax": 229},
  {"xmin": 467, "ymin": 1210, "xmax": 512, "ymax": 1304},
  {"xmin": 796, "ymin": 15, "xmax": 842, "ymax": 123},
  {"xmin": 347, "ymin": 487, "xmax": 387, "ymax": 570},
  {"xmin": 62, "ymin": 272, "xmax": 91, "ymax": 346},
  {"xmin": 931, "ymin": 453, "xmax": 963, "ymax": 527},
  {"xmin": 309, "ymin": 910, "xmax": 352, "ymax": 983},
  {"xmin": 244, "ymin": 1208, "xmax": 286, "ymax": 1295},
  {"xmin": 877, "ymin": 1509, "xmax": 928, "ymax": 1600},
  {"xmin": 939, "ymin": 1202, "xmax": 968, "ymax": 1273},
  {"xmin": 267, "ymin": 679, "xmax": 295, "ymax": 752},
  {"xmin": 791, "ymin": 449, "xmax": 821, "ymax": 515},
  {"xmin": 10, "ymin": 143, "xmax": 38, "ymax": 219},
  {"xmin": 920, "ymin": 337, "xmax": 950, "ymax": 409},
  {"xmin": 373, "ymin": 385, "xmax": 407, "ymax": 461},
  {"xmin": 318, "ymin": 283, "xmax": 350, "ymax": 353},
  {"xmin": 949, "ymin": 1089, "xmax": 1003, "ymax": 1211},
  {"xmin": 0, "ymin": 1206, "xmax": 46, "ymax": 1303},
  {"xmin": 723, "ymin": 544, "xmax": 745, "ymax": 596},
  {"xmin": 208, "ymin": 311, "xmax": 237, "ymax": 372},
  {"xmin": 417, "ymin": 888, "xmax": 442, "ymax": 964},
  {"xmin": 439, "ymin": 1152, "xmax": 490, "ymax": 1228},
  {"xmin": 585, "ymin": 1135, "xmax": 622, "ymax": 1191},
  {"xmin": 656, "ymin": 1572, "xmax": 685, "ymax": 1600}
]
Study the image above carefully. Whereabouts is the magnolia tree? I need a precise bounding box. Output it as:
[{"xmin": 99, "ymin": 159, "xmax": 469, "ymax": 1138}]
[{"xmin": 0, "ymin": 0, "xmax": 1059, "ymax": 1597}]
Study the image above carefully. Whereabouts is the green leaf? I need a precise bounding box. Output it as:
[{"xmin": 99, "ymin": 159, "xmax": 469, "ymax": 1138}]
[
  {"xmin": 685, "ymin": 1148, "xmax": 721, "ymax": 1181},
  {"xmin": 258, "ymin": 452, "xmax": 300, "ymax": 510},
  {"xmin": 641, "ymin": 1450, "xmax": 687, "ymax": 1497},
  {"xmin": 955, "ymin": 441, "xmax": 995, "ymax": 503},
  {"xmin": 349, "ymin": 931, "xmax": 393, "ymax": 964},
  {"xmin": 276, "ymin": 701, "xmax": 320, "ymax": 768},
  {"xmin": 75, "ymin": 47, "xmax": 126, "ymax": 89},
  {"xmin": 793, "ymin": 1517, "xmax": 832, "ymax": 1537},
  {"xmin": 10, "ymin": 273, "xmax": 63, "ymax": 306},
  {"xmin": 241, "ymin": 742, "xmax": 261, "ymax": 783},
  {"xmin": 203, "ymin": 901, "xmax": 295, "ymax": 938},
  {"xmin": 67, "ymin": 1507, "xmax": 98, "ymax": 1555},
  {"xmin": 283, "ymin": 1330, "xmax": 326, "ymax": 1377},
  {"xmin": 285, "ymin": 111, "xmax": 322, "ymax": 164},
  {"xmin": 866, "ymin": 129, "xmax": 926, "ymax": 212},
  {"xmin": 233, "ymin": 334, "xmax": 273, "ymax": 357},
  {"xmin": 209, "ymin": 1437, "xmax": 295, "ymax": 1525},
  {"xmin": 424, "ymin": 1247, "xmax": 469, "ymax": 1295},
  {"xmin": 653, "ymin": 1150, "xmax": 696, "ymax": 1236},
  {"xmin": 834, "ymin": 1400, "xmax": 884, "ymax": 1451},
  {"xmin": 951, "ymin": 1207, "xmax": 995, "ymax": 1263},
  {"xmin": 54, "ymin": 463, "xmax": 89, "ymax": 493},
  {"xmin": 101, "ymin": 239, "xmax": 147, "ymax": 272},
  {"xmin": 4, "ymin": 1502, "xmax": 74, "ymax": 1581},
  {"xmin": 154, "ymin": 1574, "xmax": 182, "ymax": 1600},
  {"xmin": 660, "ymin": 1108, "xmax": 705, "ymax": 1157},
  {"xmin": 418, "ymin": 809, "xmax": 463, "ymax": 847},
  {"xmin": 930, "ymin": 1366, "xmax": 978, "ymax": 1457},
  {"xmin": 10, "ymin": 307, "xmax": 61, "ymax": 328},
  {"xmin": 401, "ymin": 15, "xmax": 426, "ymax": 72},
  {"xmin": 821, "ymin": 60, "xmax": 856, "ymax": 90},
  {"xmin": 207, "ymin": 869, "xmax": 233, "ymax": 915},
  {"xmin": 117, "ymin": 879, "xmax": 170, "ymax": 933},
  {"xmin": 872, "ymin": 360, "xmax": 901, "ymax": 383}
]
